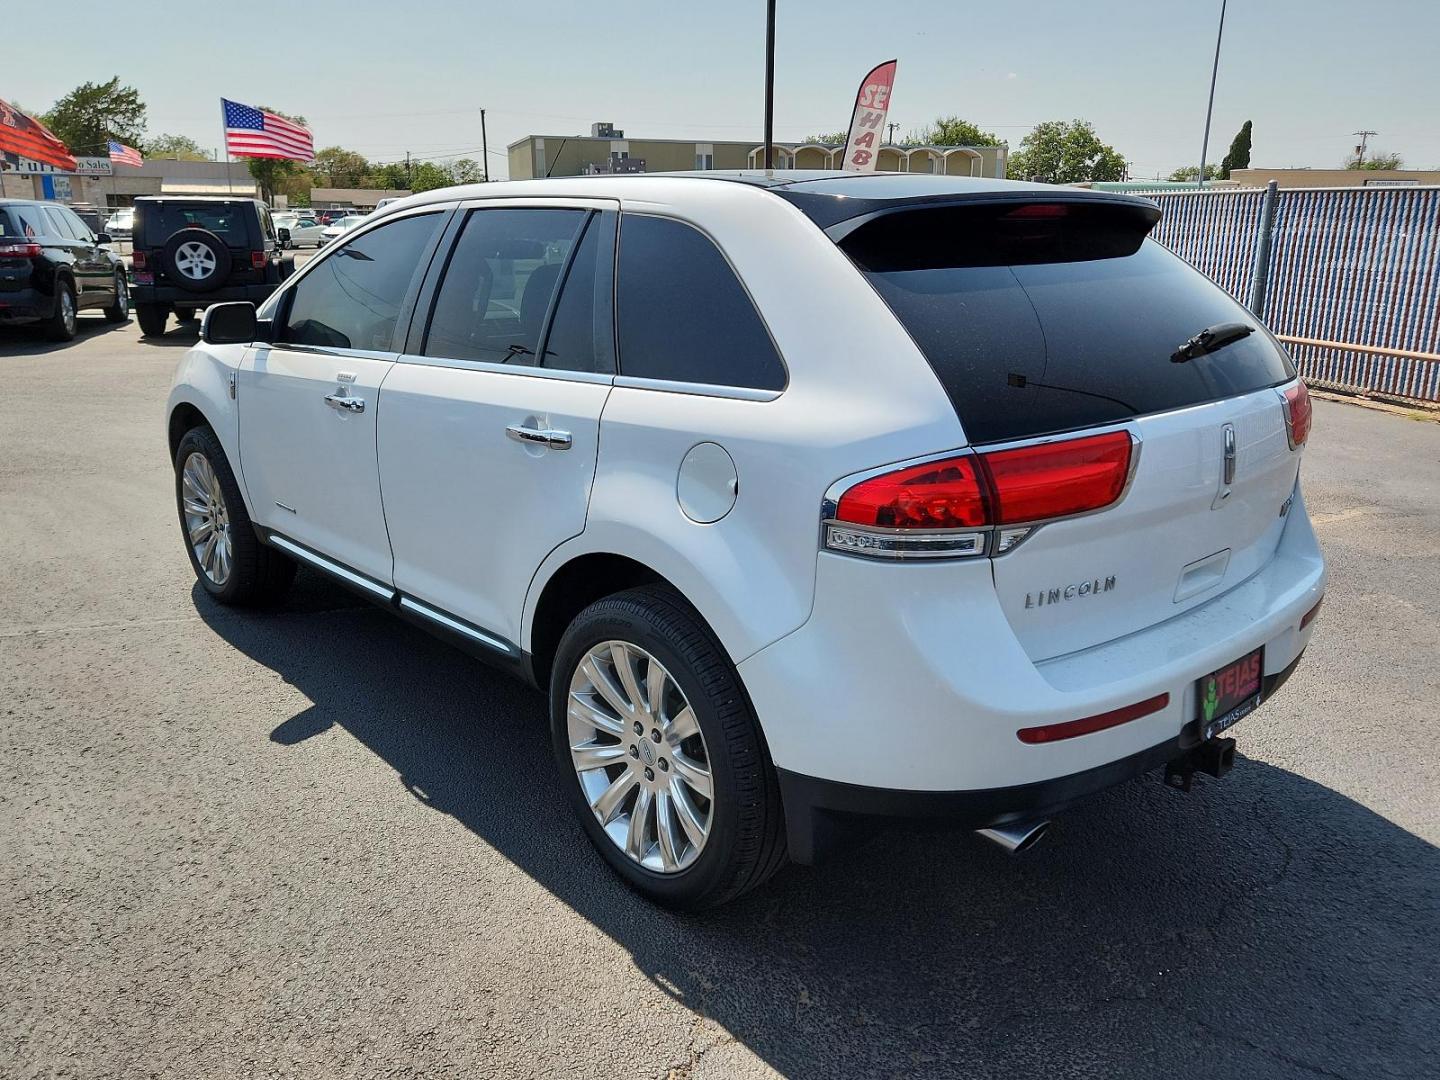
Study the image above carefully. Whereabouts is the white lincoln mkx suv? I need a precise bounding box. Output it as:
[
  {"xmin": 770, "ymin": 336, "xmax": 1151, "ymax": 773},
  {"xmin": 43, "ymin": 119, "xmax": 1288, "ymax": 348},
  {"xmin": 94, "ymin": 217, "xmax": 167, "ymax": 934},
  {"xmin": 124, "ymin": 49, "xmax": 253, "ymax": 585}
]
[{"xmin": 166, "ymin": 172, "xmax": 1326, "ymax": 908}]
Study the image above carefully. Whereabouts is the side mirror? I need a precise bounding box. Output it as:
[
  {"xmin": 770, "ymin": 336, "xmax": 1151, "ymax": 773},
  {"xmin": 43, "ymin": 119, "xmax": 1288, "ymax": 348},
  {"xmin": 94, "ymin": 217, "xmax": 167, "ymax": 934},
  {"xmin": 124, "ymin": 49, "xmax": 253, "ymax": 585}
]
[
  {"xmin": 201, "ymin": 302, "xmax": 259, "ymax": 345},
  {"xmin": 95, "ymin": 232, "xmax": 112, "ymax": 244}
]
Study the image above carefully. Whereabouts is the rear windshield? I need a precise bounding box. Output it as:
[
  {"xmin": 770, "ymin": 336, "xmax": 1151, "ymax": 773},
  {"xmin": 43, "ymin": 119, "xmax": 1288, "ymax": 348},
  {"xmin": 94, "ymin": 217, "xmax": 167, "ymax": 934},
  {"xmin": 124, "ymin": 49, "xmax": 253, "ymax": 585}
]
[
  {"xmin": 840, "ymin": 201, "xmax": 1295, "ymax": 444},
  {"xmin": 140, "ymin": 203, "xmax": 248, "ymax": 244},
  {"xmin": 0, "ymin": 205, "xmax": 48, "ymax": 238}
]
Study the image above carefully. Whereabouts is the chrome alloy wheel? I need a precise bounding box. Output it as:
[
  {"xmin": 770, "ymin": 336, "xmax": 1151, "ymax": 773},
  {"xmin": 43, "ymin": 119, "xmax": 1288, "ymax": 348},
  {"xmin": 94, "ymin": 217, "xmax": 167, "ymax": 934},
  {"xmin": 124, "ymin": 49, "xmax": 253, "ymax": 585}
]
[
  {"xmin": 59, "ymin": 288, "xmax": 76, "ymax": 335},
  {"xmin": 174, "ymin": 241, "xmax": 217, "ymax": 280},
  {"xmin": 181, "ymin": 452, "xmax": 233, "ymax": 586},
  {"xmin": 114, "ymin": 275, "xmax": 129, "ymax": 315},
  {"xmin": 568, "ymin": 641, "xmax": 714, "ymax": 873}
]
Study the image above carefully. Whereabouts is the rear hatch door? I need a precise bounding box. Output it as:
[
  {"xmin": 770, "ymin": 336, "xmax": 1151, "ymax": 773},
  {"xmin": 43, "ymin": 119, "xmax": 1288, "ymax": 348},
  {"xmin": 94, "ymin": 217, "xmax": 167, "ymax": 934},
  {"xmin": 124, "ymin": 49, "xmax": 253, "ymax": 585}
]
[{"xmin": 837, "ymin": 196, "xmax": 1301, "ymax": 661}]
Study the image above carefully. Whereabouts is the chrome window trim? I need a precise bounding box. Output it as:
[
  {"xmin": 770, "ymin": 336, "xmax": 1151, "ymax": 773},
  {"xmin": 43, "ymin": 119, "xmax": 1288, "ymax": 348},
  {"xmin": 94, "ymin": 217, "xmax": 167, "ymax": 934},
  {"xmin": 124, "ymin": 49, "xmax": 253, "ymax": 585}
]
[
  {"xmin": 258, "ymin": 341, "xmax": 398, "ymax": 364},
  {"xmin": 611, "ymin": 375, "xmax": 780, "ymax": 401},
  {"xmin": 267, "ymin": 534, "xmax": 395, "ymax": 601},
  {"xmin": 819, "ymin": 424, "xmax": 1144, "ymax": 560},
  {"xmin": 393, "ymin": 352, "xmax": 615, "ymax": 385}
]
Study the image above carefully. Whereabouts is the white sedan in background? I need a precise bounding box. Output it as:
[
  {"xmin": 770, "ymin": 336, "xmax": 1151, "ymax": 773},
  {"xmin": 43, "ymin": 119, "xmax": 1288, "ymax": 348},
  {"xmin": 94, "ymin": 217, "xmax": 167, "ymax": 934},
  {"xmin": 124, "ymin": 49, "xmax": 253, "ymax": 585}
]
[
  {"xmin": 279, "ymin": 215, "xmax": 327, "ymax": 248},
  {"xmin": 319, "ymin": 214, "xmax": 368, "ymax": 245}
]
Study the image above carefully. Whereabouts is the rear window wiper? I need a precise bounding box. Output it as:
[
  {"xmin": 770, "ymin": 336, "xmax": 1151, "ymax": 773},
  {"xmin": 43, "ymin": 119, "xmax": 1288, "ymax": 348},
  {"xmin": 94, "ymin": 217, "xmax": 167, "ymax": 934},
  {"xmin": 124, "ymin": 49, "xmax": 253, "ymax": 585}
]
[{"xmin": 1171, "ymin": 322, "xmax": 1254, "ymax": 364}]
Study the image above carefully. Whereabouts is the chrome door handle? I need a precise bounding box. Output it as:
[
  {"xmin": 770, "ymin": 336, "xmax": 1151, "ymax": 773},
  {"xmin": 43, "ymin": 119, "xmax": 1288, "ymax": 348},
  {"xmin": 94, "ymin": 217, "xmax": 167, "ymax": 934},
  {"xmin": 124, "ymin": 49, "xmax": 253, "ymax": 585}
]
[
  {"xmin": 324, "ymin": 393, "xmax": 365, "ymax": 413},
  {"xmin": 506, "ymin": 424, "xmax": 572, "ymax": 450}
]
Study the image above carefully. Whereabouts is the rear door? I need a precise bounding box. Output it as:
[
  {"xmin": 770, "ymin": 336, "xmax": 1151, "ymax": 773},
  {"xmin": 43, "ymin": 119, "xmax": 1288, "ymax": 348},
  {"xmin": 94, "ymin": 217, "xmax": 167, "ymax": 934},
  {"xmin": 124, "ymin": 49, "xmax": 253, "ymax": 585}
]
[
  {"xmin": 239, "ymin": 206, "xmax": 449, "ymax": 582},
  {"xmin": 841, "ymin": 198, "xmax": 1300, "ymax": 660},
  {"xmin": 377, "ymin": 200, "xmax": 617, "ymax": 647}
]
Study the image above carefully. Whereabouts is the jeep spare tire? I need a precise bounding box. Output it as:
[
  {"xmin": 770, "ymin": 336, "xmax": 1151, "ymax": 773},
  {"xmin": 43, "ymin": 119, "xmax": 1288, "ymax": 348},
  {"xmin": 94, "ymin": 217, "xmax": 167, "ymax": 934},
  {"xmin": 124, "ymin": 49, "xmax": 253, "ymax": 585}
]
[{"xmin": 162, "ymin": 228, "xmax": 232, "ymax": 293}]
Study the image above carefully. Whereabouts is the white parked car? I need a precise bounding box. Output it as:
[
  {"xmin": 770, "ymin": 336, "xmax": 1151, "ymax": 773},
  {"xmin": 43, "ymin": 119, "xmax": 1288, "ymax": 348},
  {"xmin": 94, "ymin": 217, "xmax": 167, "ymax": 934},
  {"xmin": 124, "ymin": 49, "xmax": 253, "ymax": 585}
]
[
  {"xmin": 318, "ymin": 214, "xmax": 366, "ymax": 245},
  {"xmin": 166, "ymin": 173, "xmax": 1325, "ymax": 908},
  {"xmin": 104, "ymin": 208, "xmax": 134, "ymax": 239},
  {"xmin": 274, "ymin": 213, "xmax": 326, "ymax": 248}
]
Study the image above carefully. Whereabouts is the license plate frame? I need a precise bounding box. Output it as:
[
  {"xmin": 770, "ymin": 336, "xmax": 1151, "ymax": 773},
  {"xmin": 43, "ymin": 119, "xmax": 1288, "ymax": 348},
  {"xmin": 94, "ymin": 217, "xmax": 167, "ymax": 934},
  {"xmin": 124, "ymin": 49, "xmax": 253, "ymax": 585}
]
[{"xmin": 1196, "ymin": 646, "xmax": 1264, "ymax": 741}]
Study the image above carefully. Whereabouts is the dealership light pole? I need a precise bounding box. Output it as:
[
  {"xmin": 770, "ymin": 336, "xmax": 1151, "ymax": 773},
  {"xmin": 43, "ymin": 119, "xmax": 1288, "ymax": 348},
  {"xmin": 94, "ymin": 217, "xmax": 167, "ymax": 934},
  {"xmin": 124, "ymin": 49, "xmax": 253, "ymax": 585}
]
[
  {"xmin": 763, "ymin": 0, "xmax": 775, "ymax": 169},
  {"xmin": 480, "ymin": 108, "xmax": 489, "ymax": 181},
  {"xmin": 1196, "ymin": 0, "xmax": 1227, "ymax": 188}
]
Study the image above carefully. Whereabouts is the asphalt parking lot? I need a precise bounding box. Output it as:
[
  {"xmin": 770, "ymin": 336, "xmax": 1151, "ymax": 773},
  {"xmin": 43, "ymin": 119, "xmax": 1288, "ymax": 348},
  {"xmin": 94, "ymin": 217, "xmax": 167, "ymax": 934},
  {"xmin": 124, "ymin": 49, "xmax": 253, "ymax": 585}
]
[{"xmin": 2, "ymin": 318, "xmax": 1437, "ymax": 1080}]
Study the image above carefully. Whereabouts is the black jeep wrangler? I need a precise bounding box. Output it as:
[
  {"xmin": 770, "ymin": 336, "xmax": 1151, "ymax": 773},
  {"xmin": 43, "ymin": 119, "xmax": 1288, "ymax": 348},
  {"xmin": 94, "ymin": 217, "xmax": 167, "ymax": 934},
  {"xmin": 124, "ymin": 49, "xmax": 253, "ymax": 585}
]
[{"xmin": 130, "ymin": 196, "xmax": 293, "ymax": 337}]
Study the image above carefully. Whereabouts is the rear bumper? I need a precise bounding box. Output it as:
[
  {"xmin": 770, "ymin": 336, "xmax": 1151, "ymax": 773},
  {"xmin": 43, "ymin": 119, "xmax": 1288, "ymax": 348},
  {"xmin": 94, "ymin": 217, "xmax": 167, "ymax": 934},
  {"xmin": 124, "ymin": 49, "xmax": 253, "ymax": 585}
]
[
  {"xmin": 740, "ymin": 485, "xmax": 1325, "ymax": 812},
  {"xmin": 132, "ymin": 282, "xmax": 278, "ymax": 306},
  {"xmin": 0, "ymin": 287, "xmax": 55, "ymax": 323},
  {"xmin": 776, "ymin": 651, "xmax": 1305, "ymax": 861}
]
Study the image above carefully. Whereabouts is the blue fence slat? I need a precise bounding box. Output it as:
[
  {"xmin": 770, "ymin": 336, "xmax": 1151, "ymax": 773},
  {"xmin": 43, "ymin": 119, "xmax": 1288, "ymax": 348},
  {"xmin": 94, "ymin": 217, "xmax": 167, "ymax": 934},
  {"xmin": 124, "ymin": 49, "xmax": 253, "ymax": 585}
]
[{"xmin": 1146, "ymin": 186, "xmax": 1440, "ymax": 402}]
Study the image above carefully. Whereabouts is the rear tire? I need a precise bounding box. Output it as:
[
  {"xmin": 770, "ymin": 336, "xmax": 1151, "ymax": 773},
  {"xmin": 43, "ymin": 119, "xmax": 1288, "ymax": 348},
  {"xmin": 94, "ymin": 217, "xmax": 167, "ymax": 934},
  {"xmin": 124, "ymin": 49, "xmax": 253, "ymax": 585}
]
[
  {"xmin": 44, "ymin": 280, "xmax": 77, "ymax": 341},
  {"xmin": 136, "ymin": 303, "xmax": 169, "ymax": 337},
  {"xmin": 103, "ymin": 272, "xmax": 130, "ymax": 323},
  {"xmin": 550, "ymin": 585, "xmax": 788, "ymax": 909},
  {"xmin": 174, "ymin": 425, "xmax": 295, "ymax": 606}
]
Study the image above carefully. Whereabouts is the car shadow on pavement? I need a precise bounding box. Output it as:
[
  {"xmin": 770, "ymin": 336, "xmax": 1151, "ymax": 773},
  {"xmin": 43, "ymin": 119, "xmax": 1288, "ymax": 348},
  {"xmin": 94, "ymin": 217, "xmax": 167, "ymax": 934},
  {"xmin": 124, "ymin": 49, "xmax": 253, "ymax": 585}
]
[
  {"xmin": 0, "ymin": 317, "xmax": 138, "ymax": 356},
  {"xmin": 195, "ymin": 572, "xmax": 1438, "ymax": 1080}
]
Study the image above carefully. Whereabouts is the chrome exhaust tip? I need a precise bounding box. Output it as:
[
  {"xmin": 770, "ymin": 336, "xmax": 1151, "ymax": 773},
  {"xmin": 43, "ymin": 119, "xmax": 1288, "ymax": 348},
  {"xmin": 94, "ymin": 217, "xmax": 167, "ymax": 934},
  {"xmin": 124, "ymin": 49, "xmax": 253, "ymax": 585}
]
[{"xmin": 976, "ymin": 820, "xmax": 1050, "ymax": 854}]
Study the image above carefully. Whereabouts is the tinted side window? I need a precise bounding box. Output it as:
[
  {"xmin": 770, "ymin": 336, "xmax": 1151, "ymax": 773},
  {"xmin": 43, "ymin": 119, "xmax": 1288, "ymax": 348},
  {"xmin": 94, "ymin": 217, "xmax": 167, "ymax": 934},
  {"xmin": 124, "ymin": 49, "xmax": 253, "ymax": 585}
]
[
  {"xmin": 60, "ymin": 208, "xmax": 94, "ymax": 241},
  {"xmin": 423, "ymin": 207, "xmax": 588, "ymax": 367},
  {"xmin": 281, "ymin": 213, "xmax": 441, "ymax": 351},
  {"xmin": 42, "ymin": 208, "xmax": 77, "ymax": 239},
  {"xmin": 616, "ymin": 215, "xmax": 785, "ymax": 391},
  {"xmin": 537, "ymin": 215, "xmax": 613, "ymax": 373},
  {"xmin": 2, "ymin": 206, "xmax": 48, "ymax": 238}
]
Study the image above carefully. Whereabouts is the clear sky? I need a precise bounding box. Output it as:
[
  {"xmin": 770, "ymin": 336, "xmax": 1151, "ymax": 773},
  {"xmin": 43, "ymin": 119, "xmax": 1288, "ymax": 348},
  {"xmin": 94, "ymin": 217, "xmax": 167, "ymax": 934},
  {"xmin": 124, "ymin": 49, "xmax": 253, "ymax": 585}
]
[{"xmin": 11, "ymin": 0, "xmax": 1439, "ymax": 179}]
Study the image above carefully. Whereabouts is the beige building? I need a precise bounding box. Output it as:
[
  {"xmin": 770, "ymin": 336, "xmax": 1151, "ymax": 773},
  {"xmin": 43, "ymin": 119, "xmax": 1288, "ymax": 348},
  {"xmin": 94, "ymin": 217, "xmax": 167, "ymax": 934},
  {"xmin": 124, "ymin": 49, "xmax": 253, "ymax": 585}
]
[
  {"xmin": 308, "ymin": 187, "xmax": 411, "ymax": 210},
  {"xmin": 1229, "ymin": 167, "xmax": 1440, "ymax": 189},
  {"xmin": 1, "ymin": 158, "xmax": 258, "ymax": 205},
  {"xmin": 508, "ymin": 122, "xmax": 1006, "ymax": 181}
]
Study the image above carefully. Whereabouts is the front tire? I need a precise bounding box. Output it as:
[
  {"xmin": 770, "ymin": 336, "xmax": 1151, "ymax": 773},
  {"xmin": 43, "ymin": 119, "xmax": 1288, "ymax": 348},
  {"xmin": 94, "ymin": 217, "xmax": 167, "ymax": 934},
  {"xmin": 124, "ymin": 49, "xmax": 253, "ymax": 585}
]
[
  {"xmin": 550, "ymin": 585, "xmax": 787, "ymax": 909},
  {"xmin": 175, "ymin": 425, "xmax": 295, "ymax": 606},
  {"xmin": 136, "ymin": 303, "xmax": 169, "ymax": 337}
]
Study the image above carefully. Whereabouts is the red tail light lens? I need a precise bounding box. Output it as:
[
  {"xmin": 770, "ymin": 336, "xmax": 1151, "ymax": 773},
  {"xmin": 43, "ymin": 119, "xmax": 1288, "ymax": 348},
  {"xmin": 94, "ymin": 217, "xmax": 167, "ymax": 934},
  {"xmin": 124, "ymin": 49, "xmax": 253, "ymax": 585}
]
[
  {"xmin": 250, "ymin": 251, "xmax": 268, "ymax": 269},
  {"xmin": 0, "ymin": 242, "xmax": 42, "ymax": 257},
  {"xmin": 979, "ymin": 431, "xmax": 1133, "ymax": 526},
  {"xmin": 1300, "ymin": 597, "xmax": 1323, "ymax": 630},
  {"xmin": 132, "ymin": 250, "xmax": 147, "ymax": 269},
  {"xmin": 827, "ymin": 430, "xmax": 1135, "ymax": 559},
  {"xmin": 1016, "ymin": 693, "xmax": 1170, "ymax": 744},
  {"xmin": 1281, "ymin": 380, "xmax": 1311, "ymax": 449},
  {"xmin": 836, "ymin": 455, "xmax": 989, "ymax": 529}
]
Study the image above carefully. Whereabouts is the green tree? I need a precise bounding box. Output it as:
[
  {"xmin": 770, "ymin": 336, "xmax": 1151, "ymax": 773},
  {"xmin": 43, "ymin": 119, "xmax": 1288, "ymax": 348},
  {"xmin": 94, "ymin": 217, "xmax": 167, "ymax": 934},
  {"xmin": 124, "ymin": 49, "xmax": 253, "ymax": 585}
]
[
  {"xmin": 146, "ymin": 133, "xmax": 208, "ymax": 161},
  {"xmin": 312, "ymin": 146, "xmax": 371, "ymax": 186},
  {"xmin": 1168, "ymin": 163, "xmax": 1222, "ymax": 181},
  {"xmin": 244, "ymin": 109, "xmax": 309, "ymax": 203},
  {"xmin": 408, "ymin": 161, "xmax": 452, "ymax": 193},
  {"xmin": 449, "ymin": 157, "xmax": 485, "ymax": 183},
  {"xmin": 365, "ymin": 162, "xmax": 410, "ymax": 190},
  {"xmin": 1006, "ymin": 119, "xmax": 1127, "ymax": 183},
  {"xmin": 802, "ymin": 131, "xmax": 848, "ymax": 145},
  {"xmin": 42, "ymin": 78, "xmax": 146, "ymax": 155},
  {"xmin": 1346, "ymin": 150, "xmax": 1404, "ymax": 170},
  {"xmin": 1220, "ymin": 120, "xmax": 1252, "ymax": 178},
  {"xmin": 915, "ymin": 116, "xmax": 999, "ymax": 146}
]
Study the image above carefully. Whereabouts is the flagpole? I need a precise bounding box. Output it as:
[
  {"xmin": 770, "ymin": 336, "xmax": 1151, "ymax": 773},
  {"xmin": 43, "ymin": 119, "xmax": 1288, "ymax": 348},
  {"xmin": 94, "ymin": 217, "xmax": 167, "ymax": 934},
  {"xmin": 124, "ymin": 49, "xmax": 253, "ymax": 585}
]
[{"xmin": 220, "ymin": 100, "xmax": 233, "ymax": 194}]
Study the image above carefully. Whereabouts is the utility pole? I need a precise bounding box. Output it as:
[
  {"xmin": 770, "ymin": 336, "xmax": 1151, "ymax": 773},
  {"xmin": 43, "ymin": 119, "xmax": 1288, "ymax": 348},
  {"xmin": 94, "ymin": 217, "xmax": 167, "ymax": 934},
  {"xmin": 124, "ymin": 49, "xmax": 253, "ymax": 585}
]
[
  {"xmin": 1352, "ymin": 130, "xmax": 1377, "ymax": 166},
  {"xmin": 887, "ymin": 121, "xmax": 898, "ymax": 145},
  {"xmin": 405, "ymin": 150, "xmax": 411, "ymax": 189},
  {"xmin": 763, "ymin": 0, "xmax": 776, "ymax": 169},
  {"xmin": 1196, "ymin": 0, "xmax": 1227, "ymax": 188},
  {"xmin": 480, "ymin": 108, "xmax": 489, "ymax": 181}
]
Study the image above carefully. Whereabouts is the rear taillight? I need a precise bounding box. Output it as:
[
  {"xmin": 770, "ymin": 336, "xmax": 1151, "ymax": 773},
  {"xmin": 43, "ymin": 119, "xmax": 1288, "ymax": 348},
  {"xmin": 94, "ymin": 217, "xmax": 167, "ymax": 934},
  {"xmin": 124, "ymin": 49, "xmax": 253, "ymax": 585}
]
[
  {"xmin": 250, "ymin": 251, "xmax": 267, "ymax": 269},
  {"xmin": 826, "ymin": 430, "xmax": 1135, "ymax": 560},
  {"xmin": 1016, "ymin": 693, "xmax": 1170, "ymax": 744},
  {"xmin": 978, "ymin": 432, "xmax": 1133, "ymax": 526},
  {"xmin": 1300, "ymin": 597, "xmax": 1323, "ymax": 630},
  {"xmin": 0, "ymin": 242, "xmax": 42, "ymax": 257},
  {"xmin": 132, "ymin": 250, "xmax": 148, "ymax": 269},
  {"xmin": 1281, "ymin": 380, "xmax": 1311, "ymax": 449}
]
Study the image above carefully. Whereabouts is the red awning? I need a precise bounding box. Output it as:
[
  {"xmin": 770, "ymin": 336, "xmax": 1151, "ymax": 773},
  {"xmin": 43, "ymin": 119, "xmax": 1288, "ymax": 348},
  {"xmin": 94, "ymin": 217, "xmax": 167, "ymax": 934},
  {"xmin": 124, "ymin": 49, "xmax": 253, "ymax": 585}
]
[{"xmin": 0, "ymin": 98, "xmax": 78, "ymax": 172}]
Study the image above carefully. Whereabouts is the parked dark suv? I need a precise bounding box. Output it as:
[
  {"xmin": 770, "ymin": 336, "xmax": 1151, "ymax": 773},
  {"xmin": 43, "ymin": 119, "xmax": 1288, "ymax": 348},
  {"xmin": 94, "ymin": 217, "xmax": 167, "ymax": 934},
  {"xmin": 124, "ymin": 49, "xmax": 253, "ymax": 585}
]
[
  {"xmin": 0, "ymin": 199, "xmax": 129, "ymax": 341},
  {"xmin": 130, "ymin": 196, "xmax": 293, "ymax": 337}
]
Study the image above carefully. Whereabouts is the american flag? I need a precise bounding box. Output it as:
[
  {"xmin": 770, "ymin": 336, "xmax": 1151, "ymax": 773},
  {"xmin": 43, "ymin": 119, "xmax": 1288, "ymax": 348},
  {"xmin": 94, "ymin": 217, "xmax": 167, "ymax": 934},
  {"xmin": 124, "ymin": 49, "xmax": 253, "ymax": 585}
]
[
  {"xmin": 107, "ymin": 140, "xmax": 143, "ymax": 167},
  {"xmin": 222, "ymin": 98, "xmax": 314, "ymax": 162}
]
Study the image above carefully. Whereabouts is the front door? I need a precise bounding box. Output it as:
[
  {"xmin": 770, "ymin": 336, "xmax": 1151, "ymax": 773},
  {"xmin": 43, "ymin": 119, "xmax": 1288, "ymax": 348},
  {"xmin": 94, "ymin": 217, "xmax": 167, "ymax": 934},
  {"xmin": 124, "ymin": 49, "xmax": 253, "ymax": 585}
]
[
  {"xmin": 378, "ymin": 203, "xmax": 617, "ymax": 647},
  {"xmin": 239, "ymin": 208, "xmax": 449, "ymax": 583}
]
